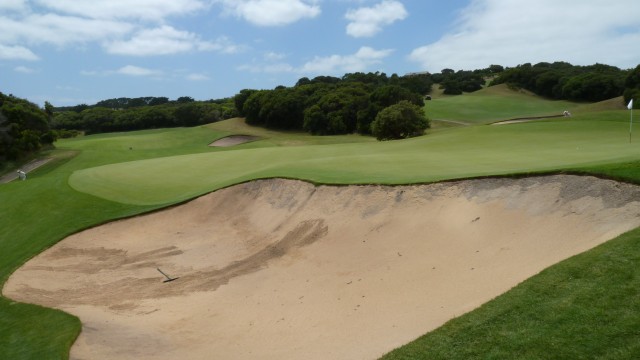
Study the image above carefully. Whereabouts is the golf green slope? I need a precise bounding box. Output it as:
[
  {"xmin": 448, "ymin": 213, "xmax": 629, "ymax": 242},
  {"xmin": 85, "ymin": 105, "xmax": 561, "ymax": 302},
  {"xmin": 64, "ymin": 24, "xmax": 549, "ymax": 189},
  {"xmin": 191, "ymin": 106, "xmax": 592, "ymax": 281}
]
[{"xmin": 70, "ymin": 111, "xmax": 638, "ymax": 205}]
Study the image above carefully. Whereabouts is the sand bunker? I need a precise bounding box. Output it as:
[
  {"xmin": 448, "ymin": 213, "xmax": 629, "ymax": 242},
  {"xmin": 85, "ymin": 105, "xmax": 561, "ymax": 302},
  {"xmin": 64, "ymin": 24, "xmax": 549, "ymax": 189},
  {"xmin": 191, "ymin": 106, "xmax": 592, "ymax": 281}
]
[
  {"xmin": 209, "ymin": 135, "xmax": 260, "ymax": 147},
  {"xmin": 5, "ymin": 175, "xmax": 640, "ymax": 359}
]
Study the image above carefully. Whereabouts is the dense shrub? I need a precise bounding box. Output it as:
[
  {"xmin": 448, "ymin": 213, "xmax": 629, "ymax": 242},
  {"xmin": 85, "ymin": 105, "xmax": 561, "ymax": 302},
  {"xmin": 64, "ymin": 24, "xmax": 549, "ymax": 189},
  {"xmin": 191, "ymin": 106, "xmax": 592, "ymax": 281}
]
[{"xmin": 371, "ymin": 100, "xmax": 429, "ymax": 141}]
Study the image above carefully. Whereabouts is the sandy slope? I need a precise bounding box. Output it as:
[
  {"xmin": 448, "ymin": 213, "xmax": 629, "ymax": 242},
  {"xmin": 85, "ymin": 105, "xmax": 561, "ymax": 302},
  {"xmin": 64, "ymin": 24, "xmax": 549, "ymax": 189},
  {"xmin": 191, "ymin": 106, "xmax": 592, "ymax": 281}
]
[
  {"xmin": 5, "ymin": 175, "xmax": 640, "ymax": 359},
  {"xmin": 209, "ymin": 135, "xmax": 260, "ymax": 147}
]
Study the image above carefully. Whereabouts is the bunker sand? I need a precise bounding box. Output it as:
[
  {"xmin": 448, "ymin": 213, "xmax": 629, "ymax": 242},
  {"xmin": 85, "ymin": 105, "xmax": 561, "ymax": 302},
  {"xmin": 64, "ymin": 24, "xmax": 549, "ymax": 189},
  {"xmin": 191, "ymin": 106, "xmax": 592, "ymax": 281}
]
[
  {"xmin": 5, "ymin": 175, "xmax": 640, "ymax": 359},
  {"xmin": 209, "ymin": 135, "xmax": 260, "ymax": 147}
]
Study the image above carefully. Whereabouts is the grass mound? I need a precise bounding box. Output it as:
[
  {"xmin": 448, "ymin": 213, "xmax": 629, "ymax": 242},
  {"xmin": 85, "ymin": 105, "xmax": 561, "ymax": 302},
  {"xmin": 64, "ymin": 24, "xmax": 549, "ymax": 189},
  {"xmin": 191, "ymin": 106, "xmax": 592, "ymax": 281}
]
[{"xmin": 426, "ymin": 83, "xmax": 577, "ymax": 125}]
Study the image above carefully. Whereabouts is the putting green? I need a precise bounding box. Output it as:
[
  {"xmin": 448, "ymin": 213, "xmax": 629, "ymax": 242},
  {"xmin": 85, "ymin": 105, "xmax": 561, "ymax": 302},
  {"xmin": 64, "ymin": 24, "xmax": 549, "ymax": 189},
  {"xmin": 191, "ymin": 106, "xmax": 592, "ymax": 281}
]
[{"xmin": 69, "ymin": 111, "xmax": 640, "ymax": 205}]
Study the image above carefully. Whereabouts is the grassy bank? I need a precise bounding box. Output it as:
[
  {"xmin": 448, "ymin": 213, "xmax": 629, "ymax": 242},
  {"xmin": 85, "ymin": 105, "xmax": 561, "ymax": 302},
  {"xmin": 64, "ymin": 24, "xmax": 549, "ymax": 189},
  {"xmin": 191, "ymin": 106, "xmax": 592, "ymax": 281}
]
[{"xmin": 381, "ymin": 227, "xmax": 640, "ymax": 359}]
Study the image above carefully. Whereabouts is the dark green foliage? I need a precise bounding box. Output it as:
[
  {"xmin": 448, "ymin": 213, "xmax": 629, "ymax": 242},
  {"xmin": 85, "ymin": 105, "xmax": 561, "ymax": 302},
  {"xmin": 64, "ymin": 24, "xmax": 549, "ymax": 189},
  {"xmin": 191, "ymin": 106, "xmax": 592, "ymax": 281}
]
[
  {"xmin": 237, "ymin": 71, "xmax": 433, "ymax": 136},
  {"xmin": 432, "ymin": 69, "xmax": 485, "ymax": 95},
  {"xmin": 93, "ymin": 96, "xmax": 170, "ymax": 109},
  {"xmin": 371, "ymin": 100, "xmax": 429, "ymax": 141},
  {"xmin": 492, "ymin": 62, "xmax": 630, "ymax": 102},
  {"xmin": 252, "ymin": 88, "xmax": 305, "ymax": 130},
  {"xmin": 50, "ymin": 97, "xmax": 237, "ymax": 134},
  {"xmin": 370, "ymin": 85, "xmax": 424, "ymax": 108},
  {"xmin": 234, "ymin": 89, "xmax": 258, "ymax": 116},
  {"xmin": 562, "ymin": 72, "xmax": 624, "ymax": 102},
  {"xmin": 398, "ymin": 73, "xmax": 434, "ymax": 95},
  {"xmin": 0, "ymin": 92, "xmax": 55, "ymax": 162},
  {"xmin": 624, "ymin": 65, "xmax": 640, "ymax": 108}
]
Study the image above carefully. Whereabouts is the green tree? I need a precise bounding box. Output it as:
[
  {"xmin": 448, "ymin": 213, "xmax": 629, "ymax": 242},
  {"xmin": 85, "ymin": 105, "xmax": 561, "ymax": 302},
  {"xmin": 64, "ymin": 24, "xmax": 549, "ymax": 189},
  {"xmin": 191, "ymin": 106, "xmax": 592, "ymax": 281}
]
[
  {"xmin": 234, "ymin": 89, "xmax": 258, "ymax": 116},
  {"xmin": 371, "ymin": 100, "xmax": 429, "ymax": 141},
  {"xmin": 0, "ymin": 92, "xmax": 54, "ymax": 162},
  {"xmin": 624, "ymin": 65, "xmax": 640, "ymax": 108}
]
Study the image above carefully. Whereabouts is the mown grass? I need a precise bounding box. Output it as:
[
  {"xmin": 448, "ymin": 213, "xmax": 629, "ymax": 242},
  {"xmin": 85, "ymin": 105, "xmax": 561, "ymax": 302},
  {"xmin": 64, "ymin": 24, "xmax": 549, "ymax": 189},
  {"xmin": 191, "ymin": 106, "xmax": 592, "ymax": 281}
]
[
  {"xmin": 426, "ymin": 84, "xmax": 579, "ymax": 124},
  {"xmin": 1, "ymin": 87, "xmax": 639, "ymax": 359},
  {"xmin": 69, "ymin": 111, "xmax": 638, "ymax": 205}
]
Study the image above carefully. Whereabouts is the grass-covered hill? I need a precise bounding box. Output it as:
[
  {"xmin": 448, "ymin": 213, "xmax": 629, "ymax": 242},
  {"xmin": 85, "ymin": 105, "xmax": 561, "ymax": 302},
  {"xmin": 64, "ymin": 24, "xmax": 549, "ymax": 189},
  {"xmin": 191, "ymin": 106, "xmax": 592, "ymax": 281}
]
[{"xmin": 1, "ymin": 85, "xmax": 640, "ymax": 359}]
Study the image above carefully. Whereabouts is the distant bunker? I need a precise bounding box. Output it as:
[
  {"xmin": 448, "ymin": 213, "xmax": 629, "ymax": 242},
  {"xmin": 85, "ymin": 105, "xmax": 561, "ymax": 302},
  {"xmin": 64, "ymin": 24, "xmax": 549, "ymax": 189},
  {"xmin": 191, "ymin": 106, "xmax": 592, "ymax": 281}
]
[
  {"xmin": 209, "ymin": 135, "xmax": 260, "ymax": 147},
  {"xmin": 5, "ymin": 175, "xmax": 640, "ymax": 360}
]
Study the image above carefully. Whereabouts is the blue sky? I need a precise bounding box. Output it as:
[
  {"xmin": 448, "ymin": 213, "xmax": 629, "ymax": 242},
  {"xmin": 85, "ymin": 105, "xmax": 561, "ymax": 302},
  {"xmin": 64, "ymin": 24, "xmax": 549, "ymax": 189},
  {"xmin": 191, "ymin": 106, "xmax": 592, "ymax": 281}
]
[{"xmin": 1, "ymin": 0, "xmax": 639, "ymax": 106}]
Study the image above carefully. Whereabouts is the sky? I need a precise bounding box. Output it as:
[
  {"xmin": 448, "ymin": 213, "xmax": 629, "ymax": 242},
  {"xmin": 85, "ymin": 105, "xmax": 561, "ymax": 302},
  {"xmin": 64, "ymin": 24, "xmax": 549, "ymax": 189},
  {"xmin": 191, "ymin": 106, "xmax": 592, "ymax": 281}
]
[{"xmin": 1, "ymin": 0, "xmax": 639, "ymax": 107}]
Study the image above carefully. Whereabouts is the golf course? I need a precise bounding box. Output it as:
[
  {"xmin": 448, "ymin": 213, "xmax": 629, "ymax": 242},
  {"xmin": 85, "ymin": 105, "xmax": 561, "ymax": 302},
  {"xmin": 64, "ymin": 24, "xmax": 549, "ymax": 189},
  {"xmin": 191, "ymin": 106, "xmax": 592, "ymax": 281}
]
[{"xmin": 2, "ymin": 85, "xmax": 640, "ymax": 359}]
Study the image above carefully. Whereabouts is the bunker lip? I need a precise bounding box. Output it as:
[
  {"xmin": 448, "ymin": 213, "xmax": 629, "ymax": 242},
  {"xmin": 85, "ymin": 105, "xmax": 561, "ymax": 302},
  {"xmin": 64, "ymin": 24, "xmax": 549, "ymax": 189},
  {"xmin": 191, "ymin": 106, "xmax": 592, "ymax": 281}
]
[
  {"xmin": 5, "ymin": 175, "xmax": 640, "ymax": 360},
  {"xmin": 208, "ymin": 134, "xmax": 260, "ymax": 147}
]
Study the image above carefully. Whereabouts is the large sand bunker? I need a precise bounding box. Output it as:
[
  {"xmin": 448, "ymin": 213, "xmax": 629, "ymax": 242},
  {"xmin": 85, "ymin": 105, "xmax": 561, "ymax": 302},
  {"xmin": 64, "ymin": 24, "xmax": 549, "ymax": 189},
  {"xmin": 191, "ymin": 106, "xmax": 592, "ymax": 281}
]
[{"xmin": 5, "ymin": 175, "xmax": 640, "ymax": 359}]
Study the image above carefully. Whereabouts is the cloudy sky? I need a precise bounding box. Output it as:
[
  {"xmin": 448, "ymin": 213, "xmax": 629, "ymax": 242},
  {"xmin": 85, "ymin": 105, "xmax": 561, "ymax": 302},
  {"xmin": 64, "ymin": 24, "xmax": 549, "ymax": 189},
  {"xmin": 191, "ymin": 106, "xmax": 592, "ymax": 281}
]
[{"xmin": 2, "ymin": 0, "xmax": 639, "ymax": 106}]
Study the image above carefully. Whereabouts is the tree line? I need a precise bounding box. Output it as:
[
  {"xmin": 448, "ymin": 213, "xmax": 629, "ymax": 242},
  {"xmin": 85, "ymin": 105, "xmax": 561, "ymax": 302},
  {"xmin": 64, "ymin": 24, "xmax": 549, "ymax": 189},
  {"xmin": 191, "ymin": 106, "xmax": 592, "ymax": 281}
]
[
  {"xmin": 490, "ymin": 62, "xmax": 634, "ymax": 103},
  {"xmin": 51, "ymin": 97, "xmax": 238, "ymax": 134},
  {"xmin": 234, "ymin": 71, "xmax": 433, "ymax": 136},
  {"xmin": 0, "ymin": 92, "xmax": 56, "ymax": 164},
  {"xmin": 624, "ymin": 64, "xmax": 640, "ymax": 108}
]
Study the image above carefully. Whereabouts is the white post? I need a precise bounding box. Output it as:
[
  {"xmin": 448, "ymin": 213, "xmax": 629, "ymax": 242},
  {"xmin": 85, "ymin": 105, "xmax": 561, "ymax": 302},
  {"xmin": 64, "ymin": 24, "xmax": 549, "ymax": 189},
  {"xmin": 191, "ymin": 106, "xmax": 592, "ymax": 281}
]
[
  {"xmin": 630, "ymin": 99, "xmax": 635, "ymax": 143},
  {"xmin": 631, "ymin": 107, "xmax": 634, "ymax": 143}
]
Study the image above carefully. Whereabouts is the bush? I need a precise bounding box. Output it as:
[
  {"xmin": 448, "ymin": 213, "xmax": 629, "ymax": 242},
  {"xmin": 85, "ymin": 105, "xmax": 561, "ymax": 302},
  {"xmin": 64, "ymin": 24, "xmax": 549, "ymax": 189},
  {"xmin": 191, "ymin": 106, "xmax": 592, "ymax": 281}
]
[{"xmin": 371, "ymin": 100, "xmax": 429, "ymax": 141}]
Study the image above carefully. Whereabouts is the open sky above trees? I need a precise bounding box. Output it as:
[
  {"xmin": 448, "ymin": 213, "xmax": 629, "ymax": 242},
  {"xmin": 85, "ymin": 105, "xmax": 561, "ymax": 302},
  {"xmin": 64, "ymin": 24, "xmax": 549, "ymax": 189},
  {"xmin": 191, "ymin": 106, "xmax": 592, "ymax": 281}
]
[{"xmin": 2, "ymin": 0, "xmax": 640, "ymax": 106}]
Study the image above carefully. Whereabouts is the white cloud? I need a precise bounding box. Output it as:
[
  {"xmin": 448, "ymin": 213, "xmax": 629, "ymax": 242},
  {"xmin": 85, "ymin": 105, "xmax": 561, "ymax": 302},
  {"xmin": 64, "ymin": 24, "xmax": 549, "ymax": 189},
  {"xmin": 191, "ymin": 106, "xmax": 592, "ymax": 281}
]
[
  {"xmin": 0, "ymin": 44, "xmax": 39, "ymax": 60},
  {"xmin": 197, "ymin": 36, "xmax": 246, "ymax": 54},
  {"xmin": 0, "ymin": 1, "xmax": 239, "ymax": 60},
  {"xmin": 34, "ymin": 0, "xmax": 207, "ymax": 21},
  {"xmin": 300, "ymin": 46, "xmax": 393, "ymax": 74},
  {"xmin": 345, "ymin": 0, "xmax": 408, "ymax": 38},
  {"xmin": 409, "ymin": 0, "xmax": 640, "ymax": 71},
  {"xmin": 264, "ymin": 51, "xmax": 287, "ymax": 61},
  {"xmin": 104, "ymin": 25, "xmax": 243, "ymax": 56},
  {"xmin": 0, "ymin": 14, "xmax": 134, "ymax": 46},
  {"xmin": 116, "ymin": 65, "xmax": 161, "ymax": 76},
  {"xmin": 105, "ymin": 26, "xmax": 198, "ymax": 56},
  {"xmin": 14, "ymin": 65, "xmax": 36, "ymax": 73},
  {"xmin": 186, "ymin": 73, "xmax": 210, "ymax": 81},
  {"xmin": 104, "ymin": 26, "xmax": 243, "ymax": 56},
  {"xmin": 238, "ymin": 46, "xmax": 393, "ymax": 75},
  {"xmin": 0, "ymin": 0, "xmax": 28, "ymax": 12},
  {"xmin": 216, "ymin": 0, "xmax": 320, "ymax": 26}
]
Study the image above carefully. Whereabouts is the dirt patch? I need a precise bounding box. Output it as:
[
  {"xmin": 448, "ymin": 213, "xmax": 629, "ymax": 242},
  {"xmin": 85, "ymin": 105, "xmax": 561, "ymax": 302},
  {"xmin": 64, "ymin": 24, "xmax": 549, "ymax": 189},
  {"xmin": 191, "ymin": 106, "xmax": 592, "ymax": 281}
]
[
  {"xmin": 209, "ymin": 135, "xmax": 260, "ymax": 147},
  {"xmin": 4, "ymin": 175, "xmax": 640, "ymax": 359}
]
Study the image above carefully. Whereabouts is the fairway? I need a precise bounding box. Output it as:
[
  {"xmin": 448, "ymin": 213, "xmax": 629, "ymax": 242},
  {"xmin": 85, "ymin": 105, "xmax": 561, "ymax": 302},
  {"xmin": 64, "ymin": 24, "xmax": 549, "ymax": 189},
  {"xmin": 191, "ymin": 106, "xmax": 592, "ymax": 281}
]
[
  {"xmin": 425, "ymin": 84, "xmax": 579, "ymax": 124},
  {"xmin": 70, "ymin": 111, "xmax": 639, "ymax": 205}
]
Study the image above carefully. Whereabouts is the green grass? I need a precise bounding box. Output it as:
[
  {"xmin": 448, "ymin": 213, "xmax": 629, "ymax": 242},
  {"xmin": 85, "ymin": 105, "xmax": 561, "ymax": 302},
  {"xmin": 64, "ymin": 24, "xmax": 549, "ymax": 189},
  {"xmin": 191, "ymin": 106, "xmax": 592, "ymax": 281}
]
[
  {"xmin": 426, "ymin": 84, "xmax": 579, "ymax": 124},
  {"xmin": 2, "ymin": 88, "xmax": 640, "ymax": 359},
  {"xmin": 69, "ymin": 111, "xmax": 639, "ymax": 205}
]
